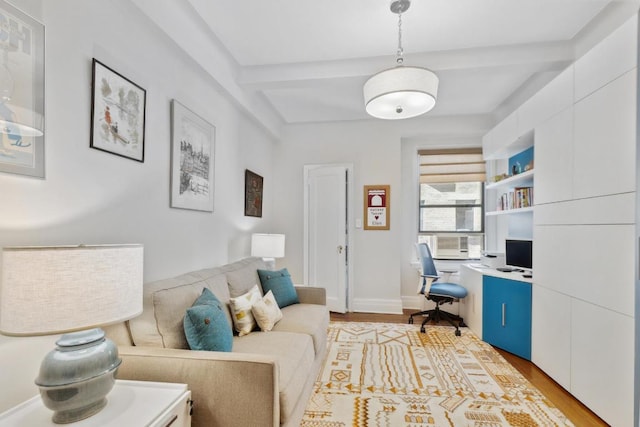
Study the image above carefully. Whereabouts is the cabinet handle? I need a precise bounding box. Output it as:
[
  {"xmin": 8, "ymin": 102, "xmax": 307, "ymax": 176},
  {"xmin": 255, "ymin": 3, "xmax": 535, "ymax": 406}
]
[
  {"xmin": 501, "ymin": 303, "xmax": 506, "ymax": 327},
  {"xmin": 163, "ymin": 415, "xmax": 178, "ymax": 427}
]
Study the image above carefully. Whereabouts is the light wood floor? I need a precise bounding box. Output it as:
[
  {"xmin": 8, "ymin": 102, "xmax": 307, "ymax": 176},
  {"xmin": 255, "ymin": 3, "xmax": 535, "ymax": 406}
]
[{"xmin": 330, "ymin": 310, "xmax": 608, "ymax": 427}]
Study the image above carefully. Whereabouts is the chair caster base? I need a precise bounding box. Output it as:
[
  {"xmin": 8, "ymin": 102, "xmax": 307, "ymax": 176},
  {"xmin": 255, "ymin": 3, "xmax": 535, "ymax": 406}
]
[
  {"xmin": 455, "ymin": 329, "xmax": 461, "ymax": 337},
  {"xmin": 420, "ymin": 326, "xmax": 426, "ymax": 333},
  {"xmin": 408, "ymin": 317, "xmax": 414, "ymax": 324}
]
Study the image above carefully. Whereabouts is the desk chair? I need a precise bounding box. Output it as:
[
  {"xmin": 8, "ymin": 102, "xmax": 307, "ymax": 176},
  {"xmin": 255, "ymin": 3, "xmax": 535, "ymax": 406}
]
[{"xmin": 408, "ymin": 243, "xmax": 468, "ymax": 336}]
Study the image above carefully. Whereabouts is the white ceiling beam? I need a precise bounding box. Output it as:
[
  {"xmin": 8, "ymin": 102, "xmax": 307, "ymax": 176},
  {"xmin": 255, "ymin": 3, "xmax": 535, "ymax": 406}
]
[
  {"xmin": 237, "ymin": 42, "xmax": 574, "ymax": 90},
  {"xmin": 130, "ymin": 0, "xmax": 284, "ymax": 139}
]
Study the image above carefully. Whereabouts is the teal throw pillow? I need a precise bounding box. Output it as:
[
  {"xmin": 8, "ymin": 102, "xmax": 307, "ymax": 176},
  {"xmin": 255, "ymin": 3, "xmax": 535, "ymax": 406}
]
[
  {"xmin": 257, "ymin": 268, "xmax": 299, "ymax": 308},
  {"xmin": 184, "ymin": 288, "xmax": 233, "ymax": 352}
]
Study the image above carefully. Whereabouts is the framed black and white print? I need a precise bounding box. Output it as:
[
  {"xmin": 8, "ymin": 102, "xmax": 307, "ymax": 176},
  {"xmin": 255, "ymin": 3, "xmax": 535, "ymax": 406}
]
[
  {"xmin": 0, "ymin": 1, "xmax": 45, "ymax": 178},
  {"xmin": 90, "ymin": 59, "xmax": 146, "ymax": 162},
  {"xmin": 170, "ymin": 100, "xmax": 215, "ymax": 212}
]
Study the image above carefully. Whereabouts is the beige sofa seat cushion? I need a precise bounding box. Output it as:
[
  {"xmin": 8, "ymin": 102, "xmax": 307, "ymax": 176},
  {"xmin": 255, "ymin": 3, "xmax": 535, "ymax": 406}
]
[
  {"xmin": 272, "ymin": 303, "xmax": 329, "ymax": 356},
  {"xmin": 233, "ymin": 331, "xmax": 314, "ymax": 424}
]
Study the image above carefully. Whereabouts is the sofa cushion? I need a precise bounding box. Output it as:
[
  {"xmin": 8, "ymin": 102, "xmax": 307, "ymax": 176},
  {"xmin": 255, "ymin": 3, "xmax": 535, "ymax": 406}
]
[
  {"xmin": 184, "ymin": 288, "xmax": 233, "ymax": 352},
  {"xmin": 257, "ymin": 268, "xmax": 299, "ymax": 308},
  {"xmin": 233, "ymin": 331, "xmax": 314, "ymax": 424},
  {"xmin": 272, "ymin": 303, "xmax": 329, "ymax": 356},
  {"xmin": 228, "ymin": 284, "xmax": 262, "ymax": 336},
  {"xmin": 251, "ymin": 291, "xmax": 283, "ymax": 331},
  {"xmin": 225, "ymin": 258, "xmax": 266, "ymax": 297},
  {"xmin": 129, "ymin": 268, "xmax": 231, "ymax": 348}
]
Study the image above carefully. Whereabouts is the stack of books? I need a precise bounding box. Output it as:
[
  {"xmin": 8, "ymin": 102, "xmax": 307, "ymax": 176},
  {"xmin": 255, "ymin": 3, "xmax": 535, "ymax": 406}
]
[{"xmin": 497, "ymin": 187, "xmax": 534, "ymax": 211}]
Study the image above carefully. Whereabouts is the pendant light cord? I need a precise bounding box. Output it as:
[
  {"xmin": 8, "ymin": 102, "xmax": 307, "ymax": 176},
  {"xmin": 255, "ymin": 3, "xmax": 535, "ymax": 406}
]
[{"xmin": 397, "ymin": 12, "xmax": 404, "ymax": 65}]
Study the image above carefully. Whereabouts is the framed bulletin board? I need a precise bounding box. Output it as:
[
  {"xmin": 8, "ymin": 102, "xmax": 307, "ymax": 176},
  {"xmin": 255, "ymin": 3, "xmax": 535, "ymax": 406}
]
[{"xmin": 364, "ymin": 185, "xmax": 390, "ymax": 230}]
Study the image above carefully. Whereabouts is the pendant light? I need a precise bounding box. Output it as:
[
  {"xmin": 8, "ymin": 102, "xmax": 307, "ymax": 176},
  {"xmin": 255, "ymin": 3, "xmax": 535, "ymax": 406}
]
[{"xmin": 363, "ymin": 0, "xmax": 439, "ymax": 120}]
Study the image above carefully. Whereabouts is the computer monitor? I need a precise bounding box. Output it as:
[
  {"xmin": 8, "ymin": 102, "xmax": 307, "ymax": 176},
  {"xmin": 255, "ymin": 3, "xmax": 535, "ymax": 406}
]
[{"xmin": 505, "ymin": 239, "xmax": 532, "ymax": 271}]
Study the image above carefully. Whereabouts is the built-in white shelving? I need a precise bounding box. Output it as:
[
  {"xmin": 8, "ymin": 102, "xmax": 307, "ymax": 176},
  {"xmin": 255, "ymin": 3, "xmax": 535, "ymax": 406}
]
[
  {"xmin": 486, "ymin": 169, "xmax": 534, "ymax": 215},
  {"xmin": 485, "ymin": 169, "xmax": 534, "ymax": 191},
  {"xmin": 486, "ymin": 206, "xmax": 534, "ymax": 216}
]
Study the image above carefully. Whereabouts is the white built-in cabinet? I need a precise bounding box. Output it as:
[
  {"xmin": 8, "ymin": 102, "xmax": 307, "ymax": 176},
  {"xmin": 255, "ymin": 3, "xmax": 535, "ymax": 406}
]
[{"xmin": 479, "ymin": 15, "xmax": 638, "ymax": 427}]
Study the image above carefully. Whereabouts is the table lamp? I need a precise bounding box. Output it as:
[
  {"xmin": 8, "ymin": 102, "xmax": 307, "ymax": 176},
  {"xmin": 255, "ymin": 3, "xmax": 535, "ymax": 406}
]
[
  {"xmin": 251, "ymin": 233, "xmax": 285, "ymax": 270},
  {"xmin": 0, "ymin": 244, "xmax": 143, "ymax": 424}
]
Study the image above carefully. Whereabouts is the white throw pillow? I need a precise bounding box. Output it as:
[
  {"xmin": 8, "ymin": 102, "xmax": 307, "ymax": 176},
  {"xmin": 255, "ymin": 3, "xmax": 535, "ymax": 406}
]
[
  {"xmin": 251, "ymin": 291, "xmax": 283, "ymax": 331},
  {"xmin": 228, "ymin": 284, "xmax": 262, "ymax": 336}
]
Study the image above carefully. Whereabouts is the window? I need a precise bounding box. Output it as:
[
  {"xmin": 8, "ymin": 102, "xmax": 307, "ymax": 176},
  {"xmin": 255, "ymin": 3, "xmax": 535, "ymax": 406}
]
[{"xmin": 418, "ymin": 149, "xmax": 485, "ymax": 259}]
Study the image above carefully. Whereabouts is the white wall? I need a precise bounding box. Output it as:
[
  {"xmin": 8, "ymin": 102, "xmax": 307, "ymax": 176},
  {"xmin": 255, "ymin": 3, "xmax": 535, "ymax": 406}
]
[
  {"xmin": 274, "ymin": 121, "xmax": 403, "ymax": 313},
  {"xmin": 274, "ymin": 117, "xmax": 491, "ymax": 314},
  {"xmin": 0, "ymin": 0, "xmax": 277, "ymax": 411}
]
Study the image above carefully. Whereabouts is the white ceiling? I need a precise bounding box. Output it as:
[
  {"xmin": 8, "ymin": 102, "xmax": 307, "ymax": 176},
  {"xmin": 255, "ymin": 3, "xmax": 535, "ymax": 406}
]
[{"xmin": 134, "ymin": 0, "xmax": 640, "ymax": 135}]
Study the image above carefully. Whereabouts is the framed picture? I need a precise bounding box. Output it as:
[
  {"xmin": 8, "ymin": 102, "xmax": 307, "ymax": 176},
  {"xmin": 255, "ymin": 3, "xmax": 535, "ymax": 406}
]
[
  {"xmin": 0, "ymin": 1, "xmax": 45, "ymax": 178},
  {"xmin": 364, "ymin": 185, "xmax": 390, "ymax": 230},
  {"xmin": 90, "ymin": 58, "xmax": 146, "ymax": 162},
  {"xmin": 244, "ymin": 169, "xmax": 263, "ymax": 217},
  {"xmin": 170, "ymin": 100, "xmax": 215, "ymax": 212}
]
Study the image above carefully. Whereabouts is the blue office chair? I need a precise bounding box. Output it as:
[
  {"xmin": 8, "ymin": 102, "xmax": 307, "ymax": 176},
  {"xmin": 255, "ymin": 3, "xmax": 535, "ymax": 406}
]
[{"xmin": 408, "ymin": 243, "xmax": 468, "ymax": 336}]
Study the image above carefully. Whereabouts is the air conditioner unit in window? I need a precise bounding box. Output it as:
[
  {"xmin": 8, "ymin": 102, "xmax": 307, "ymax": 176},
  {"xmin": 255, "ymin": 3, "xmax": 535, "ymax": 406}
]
[{"xmin": 434, "ymin": 236, "xmax": 468, "ymax": 258}]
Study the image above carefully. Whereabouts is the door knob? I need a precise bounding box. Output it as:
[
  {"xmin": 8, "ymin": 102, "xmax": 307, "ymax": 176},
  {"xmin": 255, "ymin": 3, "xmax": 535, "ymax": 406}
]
[{"xmin": 337, "ymin": 245, "xmax": 344, "ymax": 254}]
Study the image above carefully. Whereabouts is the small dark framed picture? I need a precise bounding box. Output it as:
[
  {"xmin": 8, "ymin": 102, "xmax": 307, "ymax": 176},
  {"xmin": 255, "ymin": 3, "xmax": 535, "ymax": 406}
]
[
  {"xmin": 244, "ymin": 169, "xmax": 263, "ymax": 217},
  {"xmin": 90, "ymin": 59, "xmax": 146, "ymax": 162}
]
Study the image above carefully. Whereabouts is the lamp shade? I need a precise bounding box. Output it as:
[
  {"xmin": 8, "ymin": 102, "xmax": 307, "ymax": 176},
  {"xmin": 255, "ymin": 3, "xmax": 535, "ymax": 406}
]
[
  {"xmin": 0, "ymin": 244, "xmax": 143, "ymax": 336},
  {"xmin": 251, "ymin": 234, "xmax": 285, "ymax": 258},
  {"xmin": 364, "ymin": 66, "xmax": 439, "ymax": 120}
]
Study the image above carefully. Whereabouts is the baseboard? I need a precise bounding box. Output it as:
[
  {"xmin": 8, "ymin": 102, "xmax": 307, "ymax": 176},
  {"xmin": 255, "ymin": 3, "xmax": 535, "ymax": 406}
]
[
  {"xmin": 402, "ymin": 295, "xmax": 425, "ymax": 310},
  {"xmin": 351, "ymin": 297, "xmax": 403, "ymax": 314}
]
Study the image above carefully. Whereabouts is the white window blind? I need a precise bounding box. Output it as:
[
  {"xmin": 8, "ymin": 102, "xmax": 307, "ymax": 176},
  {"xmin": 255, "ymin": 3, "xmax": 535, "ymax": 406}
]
[{"xmin": 419, "ymin": 148, "xmax": 486, "ymax": 183}]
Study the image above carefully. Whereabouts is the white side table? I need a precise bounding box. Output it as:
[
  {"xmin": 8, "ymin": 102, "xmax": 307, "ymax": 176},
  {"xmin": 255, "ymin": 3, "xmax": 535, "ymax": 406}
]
[{"xmin": 0, "ymin": 380, "xmax": 192, "ymax": 427}]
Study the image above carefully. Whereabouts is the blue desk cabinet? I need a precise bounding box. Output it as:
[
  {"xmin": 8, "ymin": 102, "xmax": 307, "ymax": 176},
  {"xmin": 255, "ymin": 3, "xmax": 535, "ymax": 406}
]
[{"xmin": 482, "ymin": 275, "xmax": 532, "ymax": 360}]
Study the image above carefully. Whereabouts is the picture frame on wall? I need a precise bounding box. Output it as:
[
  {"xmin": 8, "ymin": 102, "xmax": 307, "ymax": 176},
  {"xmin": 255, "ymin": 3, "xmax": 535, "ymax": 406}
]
[
  {"xmin": 364, "ymin": 185, "xmax": 390, "ymax": 230},
  {"xmin": 90, "ymin": 58, "xmax": 146, "ymax": 162},
  {"xmin": 0, "ymin": 1, "xmax": 45, "ymax": 178},
  {"xmin": 244, "ymin": 169, "xmax": 263, "ymax": 217},
  {"xmin": 170, "ymin": 99, "xmax": 215, "ymax": 212}
]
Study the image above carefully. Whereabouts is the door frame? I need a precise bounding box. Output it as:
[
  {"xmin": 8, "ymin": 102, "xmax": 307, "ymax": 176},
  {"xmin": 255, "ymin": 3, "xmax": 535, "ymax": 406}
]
[{"xmin": 303, "ymin": 163, "xmax": 354, "ymax": 312}]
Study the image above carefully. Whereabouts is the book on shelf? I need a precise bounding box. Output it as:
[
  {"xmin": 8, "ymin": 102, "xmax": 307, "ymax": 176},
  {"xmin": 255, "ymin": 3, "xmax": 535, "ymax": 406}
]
[{"xmin": 497, "ymin": 187, "xmax": 534, "ymax": 211}]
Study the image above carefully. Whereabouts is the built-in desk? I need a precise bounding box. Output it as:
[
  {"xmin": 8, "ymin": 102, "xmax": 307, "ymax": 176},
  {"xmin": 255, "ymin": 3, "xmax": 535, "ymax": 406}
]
[{"xmin": 460, "ymin": 264, "xmax": 532, "ymax": 360}]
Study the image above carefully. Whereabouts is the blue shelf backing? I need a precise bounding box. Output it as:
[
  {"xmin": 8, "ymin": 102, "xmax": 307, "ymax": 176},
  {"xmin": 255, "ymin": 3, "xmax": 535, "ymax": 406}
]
[{"xmin": 508, "ymin": 146, "xmax": 534, "ymax": 176}]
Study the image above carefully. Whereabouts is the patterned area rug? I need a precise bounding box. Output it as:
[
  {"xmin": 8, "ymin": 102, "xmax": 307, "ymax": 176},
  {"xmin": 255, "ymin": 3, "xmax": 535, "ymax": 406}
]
[{"xmin": 301, "ymin": 322, "xmax": 573, "ymax": 427}]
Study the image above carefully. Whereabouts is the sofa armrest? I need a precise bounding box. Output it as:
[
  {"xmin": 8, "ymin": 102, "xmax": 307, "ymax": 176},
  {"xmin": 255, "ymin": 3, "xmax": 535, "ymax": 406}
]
[
  {"xmin": 295, "ymin": 285, "xmax": 326, "ymax": 305},
  {"xmin": 116, "ymin": 346, "xmax": 279, "ymax": 427}
]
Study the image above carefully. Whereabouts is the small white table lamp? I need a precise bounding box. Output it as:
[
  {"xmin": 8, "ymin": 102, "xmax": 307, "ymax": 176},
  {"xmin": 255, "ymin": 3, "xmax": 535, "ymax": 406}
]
[
  {"xmin": 251, "ymin": 233, "xmax": 285, "ymax": 270},
  {"xmin": 0, "ymin": 244, "xmax": 143, "ymax": 424}
]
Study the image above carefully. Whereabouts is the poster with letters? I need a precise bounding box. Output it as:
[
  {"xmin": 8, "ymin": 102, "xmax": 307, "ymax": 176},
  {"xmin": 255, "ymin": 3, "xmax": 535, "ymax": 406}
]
[{"xmin": 364, "ymin": 185, "xmax": 390, "ymax": 230}]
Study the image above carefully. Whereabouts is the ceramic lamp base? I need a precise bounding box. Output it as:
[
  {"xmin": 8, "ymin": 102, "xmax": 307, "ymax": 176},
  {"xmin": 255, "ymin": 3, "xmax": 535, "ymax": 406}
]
[
  {"xmin": 35, "ymin": 328, "xmax": 121, "ymax": 424},
  {"xmin": 50, "ymin": 397, "xmax": 107, "ymax": 424}
]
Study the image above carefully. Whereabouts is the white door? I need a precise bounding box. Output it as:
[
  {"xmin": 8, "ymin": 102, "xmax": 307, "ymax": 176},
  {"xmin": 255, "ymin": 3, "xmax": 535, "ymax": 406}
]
[{"xmin": 304, "ymin": 165, "xmax": 349, "ymax": 313}]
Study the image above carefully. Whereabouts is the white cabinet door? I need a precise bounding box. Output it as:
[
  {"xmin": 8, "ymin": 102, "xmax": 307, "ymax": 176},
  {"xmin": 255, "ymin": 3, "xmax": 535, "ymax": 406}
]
[
  {"xmin": 519, "ymin": 65, "xmax": 573, "ymax": 135},
  {"xmin": 534, "ymin": 108, "xmax": 573, "ymax": 205},
  {"xmin": 534, "ymin": 223, "xmax": 634, "ymax": 317},
  {"xmin": 531, "ymin": 285, "xmax": 571, "ymax": 390},
  {"xmin": 573, "ymin": 69, "xmax": 636, "ymax": 199},
  {"xmin": 571, "ymin": 299, "xmax": 634, "ymax": 427},
  {"xmin": 574, "ymin": 16, "xmax": 637, "ymax": 102}
]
